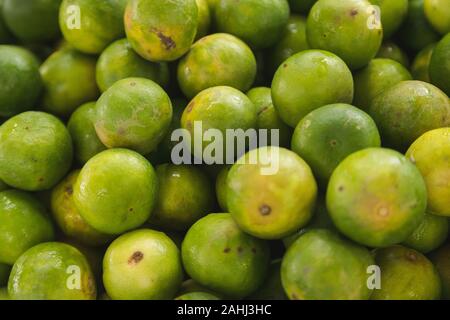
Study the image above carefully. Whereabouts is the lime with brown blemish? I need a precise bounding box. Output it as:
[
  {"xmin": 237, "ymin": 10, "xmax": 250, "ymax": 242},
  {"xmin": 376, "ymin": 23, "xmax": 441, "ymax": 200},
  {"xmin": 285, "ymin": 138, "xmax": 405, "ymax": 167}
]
[
  {"xmin": 215, "ymin": 0, "xmax": 290, "ymax": 49},
  {"xmin": 40, "ymin": 47, "xmax": 99, "ymax": 118},
  {"xmin": 306, "ymin": 0, "xmax": 382, "ymax": 70},
  {"xmin": 51, "ymin": 170, "xmax": 112, "ymax": 246},
  {"xmin": 149, "ymin": 164, "xmax": 215, "ymax": 231},
  {"xmin": 215, "ymin": 165, "xmax": 231, "ymax": 212},
  {"xmin": 0, "ymin": 264, "xmax": 10, "ymax": 286},
  {"xmin": 2, "ymin": 0, "xmax": 62, "ymax": 43},
  {"xmin": 424, "ymin": 0, "xmax": 450, "ymax": 34},
  {"xmin": 411, "ymin": 43, "xmax": 435, "ymax": 82},
  {"xmin": 67, "ymin": 102, "xmax": 107, "ymax": 164},
  {"xmin": 248, "ymin": 260, "xmax": 287, "ymax": 300},
  {"xmin": 266, "ymin": 15, "xmax": 310, "ymax": 76},
  {"xmin": 0, "ymin": 190, "xmax": 54, "ymax": 265},
  {"xmin": 0, "ymin": 111, "xmax": 73, "ymax": 191},
  {"xmin": 403, "ymin": 212, "xmax": 448, "ymax": 253},
  {"xmin": 371, "ymin": 245, "xmax": 441, "ymax": 300},
  {"xmin": 369, "ymin": 0, "xmax": 408, "ymax": 39},
  {"xmin": 95, "ymin": 78, "xmax": 172, "ymax": 155},
  {"xmin": 125, "ymin": 0, "xmax": 198, "ymax": 62},
  {"xmin": 271, "ymin": 50, "xmax": 353, "ymax": 127},
  {"xmin": 327, "ymin": 148, "xmax": 427, "ymax": 248},
  {"xmin": 103, "ymin": 229, "xmax": 183, "ymax": 300},
  {"xmin": 8, "ymin": 242, "xmax": 96, "ymax": 300},
  {"xmin": 353, "ymin": 58, "xmax": 412, "ymax": 111},
  {"xmin": 176, "ymin": 292, "xmax": 220, "ymax": 300},
  {"xmin": 429, "ymin": 33, "xmax": 450, "ymax": 96},
  {"xmin": 397, "ymin": 0, "xmax": 440, "ymax": 52},
  {"xmin": 369, "ymin": 80, "xmax": 450, "ymax": 151},
  {"xmin": 96, "ymin": 38, "xmax": 170, "ymax": 93},
  {"xmin": 195, "ymin": 0, "xmax": 211, "ymax": 40},
  {"xmin": 376, "ymin": 41, "xmax": 410, "ymax": 67},
  {"xmin": 0, "ymin": 45, "xmax": 42, "ymax": 117},
  {"xmin": 59, "ymin": 0, "xmax": 128, "ymax": 54},
  {"xmin": 291, "ymin": 104, "xmax": 381, "ymax": 185},
  {"xmin": 73, "ymin": 149, "xmax": 158, "ymax": 235},
  {"xmin": 180, "ymin": 86, "xmax": 257, "ymax": 163},
  {"xmin": 227, "ymin": 146, "xmax": 317, "ymax": 239},
  {"xmin": 247, "ymin": 87, "xmax": 292, "ymax": 147},
  {"xmin": 431, "ymin": 244, "xmax": 450, "ymax": 299},
  {"xmin": 182, "ymin": 213, "xmax": 270, "ymax": 298},
  {"xmin": 177, "ymin": 33, "xmax": 257, "ymax": 99},
  {"xmin": 288, "ymin": 0, "xmax": 317, "ymax": 14},
  {"xmin": 406, "ymin": 128, "xmax": 450, "ymax": 217},
  {"xmin": 281, "ymin": 229, "xmax": 374, "ymax": 300}
]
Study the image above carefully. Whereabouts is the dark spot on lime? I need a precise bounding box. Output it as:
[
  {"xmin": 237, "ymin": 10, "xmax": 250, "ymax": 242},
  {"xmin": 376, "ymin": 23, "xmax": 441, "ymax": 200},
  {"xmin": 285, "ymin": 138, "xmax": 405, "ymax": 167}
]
[
  {"xmin": 259, "ymin": 204, "xmax": 272, "ymax": 216},
  {"xmin": 223, "ymin": 248, "xmax": 231, "ymax": 253},
  {"xmin": 128, "ymin": 251, "xmax": 144, "ymax": 265}
]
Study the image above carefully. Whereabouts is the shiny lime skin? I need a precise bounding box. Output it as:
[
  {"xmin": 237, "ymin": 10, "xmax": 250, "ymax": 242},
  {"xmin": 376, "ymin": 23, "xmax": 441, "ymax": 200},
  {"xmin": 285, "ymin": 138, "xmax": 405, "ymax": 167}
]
[
  {"xmin": 327, "ymin": 148, "xmax": 427, "ymax": 248},
  {"xmin": 376, "ymin": 42, "xmax": 410, "ymax": 67},
  {"xmin": 95, "ymin": 78, "xmax": 173, "ymax": 155},
  {"xmin": 8, "ymin": 242, "xmax": 96, "ymax": 300},
  {"xmin": 289, "ymin": 0, "xmax": 317, "ymax": 13},
  {"xmin": 96, "ymin": 38, "xmax": 170, "ymax": 93},
  {"xmin": 103, "ymin": 229, "xmax": 183, "ymax": 300},
  {"xmin": 371, "ymin": 245, "xmax": 442, "ymax": 300},
  {"xmin": 215, "ymin": 165, "xmax": 230, "ymax": 212},
  {"xmin": 247, "ymin": 87, "xmax": 292, "ymax": 147},
  {"xmin": 267, "ymin": 15, "xmax": 310, "ymax": 76},
  {"xmin": 73, "ymin": 149, "xmax": 158, "ymax": 235},
  {"xmin": 215, "ymin": 0, "xmax": 290, "ymax": 49},
  {"xmin": 125, "ymin": 0, "xmax": 198, "ymax": 62},
  {"xmin": 176, "ymin": 292, "xmax": 220, "ymax": 300},
  {"xmin": 0, "ymin": 45, "xmax": 42, "ymax": 117},
  {"xmin": 2, "ymin": 0, "xmax": 62, "ymax": 42},
  {"xmin": 248, "ymin": 260, "xmax": 287, "ymax": 300},
  {"xmin": 149, "ymin": 164, "xmax": 215, "ymax": 231},
  {"xmin": 59, "ymin": 0, "xmax": 128, "ymax": 54},
  {"xmin": 271, "ymin": 50, "xmax": 354, "ymax": 127},
  {"xmin": 0, "ymin": 190, "xmax": 54, "ymax": 265},
  {"xmin": 411, "ymin": 43, "xmax": 435, "ymax": 82},
  {"xmin": 281, "ymin": 229, "xmax": 374, "ymax": 300},
  {"xmin": 424, "ymin": 0, "xmax": 450, "ymax": 34},
  {"xmin": 227, "ymin": 147, "xmax": 317, "ymax": 239},
  {"xmin": 306, "ymin": 0, "xmax": 382, "ymax": 69},
  {"xmin": 195, "ymin": 0, "xmax": 211, "ymax": 40},
  {"xmin": 40, "ymin": 48, "xmax": 99, "ymax": 118},
  {"xmin": 398, "ymin": 0, "xmax": 440, "ymax": 52},
  {"xmin": 0, "ymin": 264, "xmax": 9, "ymax": 286},
  {"xmin": 369, "ymin": 80, "xmax": 450, "ymax": 150},
  {"xmin": 353, "ymin": 58, "xmax": 412, "ymax": 110},
  {"xmin": 431, "ymin": 244, "xmax": 450, "ymax": 299},
  {"xmin": 406, "ymin": 128, "xmax": 450, "ymax": 216},
  {"xmin": 51, "ymin": 170, "xmax": 111, "ymax": 246},
  {"xmin": 291, "ymin": 104, "xmax": 381, "ymax": 185},
  {"xmin": 67, "ymin": 102, "xmax": 107, "ymax": 164},
  {"xmin": 0, "ymin": 111, "xmax": 73, "ymax": 191},
  {"xmin": 182, "ymin": 213, "xmax": 270, "ymax": 298},
  {"xmin": 180, "ymin": 86, "xmax": 257, "ymax": 163},
  {"xmin": 403, "ymin": 213, "xmax": 448, "ymax": 253},
  {"xmin": 429, "ymin": 33, "xmax": 450, "ymax": 96},
  {"xmin": 369, "ymin": 0, "xmax": 408, "ymax": 39},
  {"xmin": 177, "ymin": 33, "xmax": 257, "ymax": 99}
]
